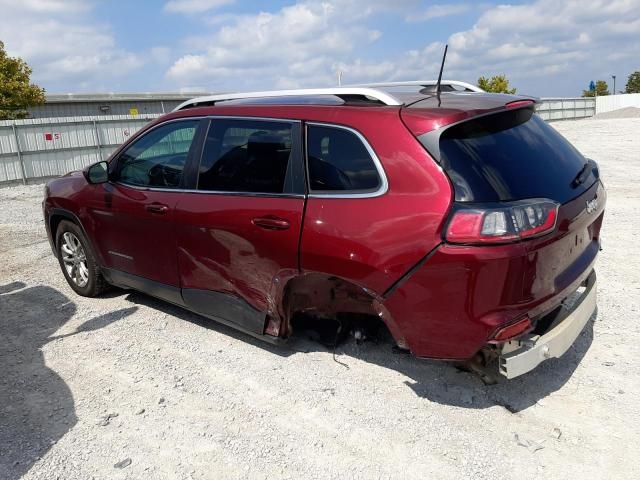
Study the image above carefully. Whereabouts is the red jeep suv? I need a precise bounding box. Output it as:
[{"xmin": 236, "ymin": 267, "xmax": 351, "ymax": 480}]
[{"xmin": 43, "ymin": 82, "xmax": 605, "ymax": 378}]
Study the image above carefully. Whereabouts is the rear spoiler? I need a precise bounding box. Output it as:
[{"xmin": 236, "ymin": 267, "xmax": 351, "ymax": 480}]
[{"xmin": 413, "ymin": 98, "xmax": 538, "ymax": 163}]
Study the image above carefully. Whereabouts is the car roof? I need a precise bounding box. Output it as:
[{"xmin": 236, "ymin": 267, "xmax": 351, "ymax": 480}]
[
  {"xmin": 157, "ymin": 87, "xmax": 537, "ymax": 136},
  {"xmin": 171, "ymin": 81, "xmax": 485, "ymax": 111}
]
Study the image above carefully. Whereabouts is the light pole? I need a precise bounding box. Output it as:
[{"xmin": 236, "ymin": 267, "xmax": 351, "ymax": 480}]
[{"xmin": 612, "ymin": 75, "xmax": 616, "ymax": 95}]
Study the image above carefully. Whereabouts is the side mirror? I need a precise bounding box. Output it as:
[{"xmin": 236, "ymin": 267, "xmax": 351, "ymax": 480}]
[{"xmin": 85, "ymin": 161, "xmax": 109, "ymax": 184}]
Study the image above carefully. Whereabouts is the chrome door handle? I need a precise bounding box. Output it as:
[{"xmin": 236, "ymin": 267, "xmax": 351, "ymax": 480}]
[
  {"xmin": 145, "ymin": 203, "xmax": 169, "ymax": 214},
  {"xmin": 252, "ymin": 216, "xmax": 290, "ymax": 230}
]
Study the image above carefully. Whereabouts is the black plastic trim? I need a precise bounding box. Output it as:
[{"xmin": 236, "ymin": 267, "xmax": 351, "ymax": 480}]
[
  {"xmin": 102, "ymin": 268, "xmax": 185, "ymax": 306},
  {"xmin": 382, "ymin": 243, "xmax": 443, "ymax": 299},
  {"xmin": 47, "ymin": 208, "xmax": 93, "ymax": 257},
  {"xmin": 182, "ymin": 289, "xmax": 266, "ymax": 335},
  {"xmin": 181, "ymin": 119, "xmax": 211, "ymax": 190},
  {"xmin": 100, "ymin": 269, "xmax": 283, "ymax": 345},
  {"xmin": 531, "ymin": 269, "xmax": 597, "ymax": 336}
]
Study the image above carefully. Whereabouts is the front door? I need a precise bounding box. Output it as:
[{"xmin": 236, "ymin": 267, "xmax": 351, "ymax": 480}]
[
  {"xmin": 87, "ymin": 119, "xmax": 203, "ymax": 300},
  {"xmin": 175, "ymin": 117, "xmax": 305, "ymax": 334}
]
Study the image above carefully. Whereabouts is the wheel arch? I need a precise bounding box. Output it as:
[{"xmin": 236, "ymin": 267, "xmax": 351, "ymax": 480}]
[
  {"xmin": 49, "ymin": 209, "xmax": 76, "ymax": 246},
  {"xmin": 279, "ymin": 272, "xmax": 408, "ymax": 348},
  {"xmin": 48, "ymin": 208, "xmax": 101, "ymax": 265}
]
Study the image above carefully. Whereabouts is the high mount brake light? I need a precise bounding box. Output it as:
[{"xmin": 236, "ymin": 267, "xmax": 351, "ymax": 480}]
[
  {"xmin": 505, "ymin": 99, "xmax": 535, "ymax": 109},
  {"xmin": 445, "ymin": 199, "xmax": 559, "ymax": 245}
]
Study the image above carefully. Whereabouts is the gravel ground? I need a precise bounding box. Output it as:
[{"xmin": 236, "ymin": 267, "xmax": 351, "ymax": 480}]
[{"xmin": 1, "ymin": 118, "xmax": 639, "ymax": 480}]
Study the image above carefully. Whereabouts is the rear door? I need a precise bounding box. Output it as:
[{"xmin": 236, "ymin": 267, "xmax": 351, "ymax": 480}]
[{"xmin": 174, "ymin": 117, "xmax": 305, "ymax": 334}]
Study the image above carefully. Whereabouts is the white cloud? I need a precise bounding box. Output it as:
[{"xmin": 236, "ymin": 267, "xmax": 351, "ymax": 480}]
[
  {"xmin": 436, "ymin": 0, "xmax": 640, "ymax": 92},
  {"xmin": 0, "ymin": 0, "xmax": 143, "ymax": 92},
  {"xmin": 164, "ymin": 0, "xmax": 234, "ymax": 14},
  {"xmin": 406, "ymin": 4, "xmax": 471, "ymax": 22},
  {"xmin": 167, "ymin": 1, "xmax": 385, "ymax": 89},
  {"xmin": 165, "ymin": 0, "xmax": 640, "ymax": 96},
  {"xmin": 487, "ymin": 43, "xmax": 551, "ymax": 61},
  {"xmin": 4, "ymin": 0, "xmax": 638, "ymax": 97},
  {"xmin": 3, "ymin": 0, "xmax": 89, "ymax": 13},
  {"xmin": 334, "ymin": 59, "xmax": 397, "ymax": 82}
]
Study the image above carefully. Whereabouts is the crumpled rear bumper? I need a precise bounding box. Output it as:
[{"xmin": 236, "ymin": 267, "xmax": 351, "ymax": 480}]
[{"xmin": 499, "ymin": 270, "xmax": 597, "ymax": 379}]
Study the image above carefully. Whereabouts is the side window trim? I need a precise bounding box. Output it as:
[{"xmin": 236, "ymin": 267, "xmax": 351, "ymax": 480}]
[
  {"xmin": 285, "ymin": 121, "xmax": 305, "ymax": 195},
  {"xmin": 304, "ymin": 122, "xmax": 389, "ymax": 199},
  {"xmin": 112, "ymin": 117, "xmax": 205, "ymax": 190},
  {"xmin": 181, "ymin": 119, "xmax": 211, "ymax": 190}
]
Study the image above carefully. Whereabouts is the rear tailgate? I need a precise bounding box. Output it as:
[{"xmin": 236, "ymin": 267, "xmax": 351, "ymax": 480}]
[
  {"xmin": 415, "ymin": 105, "xmax": 605, "ymax": 315},
  {"xmin": 521, "ymin": 180, "xmax": 604, "ymax": 316}
]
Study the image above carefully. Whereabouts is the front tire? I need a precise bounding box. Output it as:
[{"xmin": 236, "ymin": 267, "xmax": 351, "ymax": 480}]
[{"xmin": 56, "ymin": 220, "xmax": 107, "ymax": 297}]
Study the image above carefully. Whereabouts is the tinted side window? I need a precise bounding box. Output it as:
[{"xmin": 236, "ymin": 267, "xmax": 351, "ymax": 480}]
[
  {"xmin": 306, "ymin": 125, "xmax": 380, "ymax": 192},
  {"xmin": 117, "ymin": 120, "xmax": 198, "ymax": 188},
  {"xmin": 198, "ymin": 119, "xmax": 294, "ymax": 194}
]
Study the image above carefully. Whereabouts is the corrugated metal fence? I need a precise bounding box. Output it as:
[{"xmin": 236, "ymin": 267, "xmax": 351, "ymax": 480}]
[
  {"xmin": 535, "ymin": 97, "xmax": 596, "ymax": 121},
  {"xmin": 0, "ymin": 114, "xmax": 160, "ymax": 184},
  {"xmin": 0, "ymin": 96, "xmax": 599, "ymax": 185}
]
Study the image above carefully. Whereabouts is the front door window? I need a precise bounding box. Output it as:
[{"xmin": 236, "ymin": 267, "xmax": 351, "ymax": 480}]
[{"xmin": 117, "ymin": 120, "xmax": 199, "ymax": 188}]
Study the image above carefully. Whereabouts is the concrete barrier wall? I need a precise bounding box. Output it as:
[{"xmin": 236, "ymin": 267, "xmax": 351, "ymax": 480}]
[{"xmin": 596, "ymin": 93, "xmax": 640, "ymax": 114}]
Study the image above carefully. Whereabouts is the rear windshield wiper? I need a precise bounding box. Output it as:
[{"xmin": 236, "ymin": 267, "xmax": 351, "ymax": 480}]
[{"xmin": 572, "ymin": 159, "xmax": 597, "ymax": 187}]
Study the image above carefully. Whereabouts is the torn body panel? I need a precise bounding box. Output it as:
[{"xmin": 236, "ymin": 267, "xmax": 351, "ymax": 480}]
[{"xmin": 279, "ymin": 273, "xmax": 405, "ymax": 346}]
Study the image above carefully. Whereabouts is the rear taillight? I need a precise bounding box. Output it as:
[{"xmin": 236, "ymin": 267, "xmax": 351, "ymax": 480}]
[{"xmin": 445, "ymin": 199, "xmax": 559, "ymax": 245}]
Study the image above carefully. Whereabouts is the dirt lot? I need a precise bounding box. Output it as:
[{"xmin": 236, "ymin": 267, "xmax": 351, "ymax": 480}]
[{"xmin": 1, "ymin": 118, "xmax": 639, "ymax": 480}]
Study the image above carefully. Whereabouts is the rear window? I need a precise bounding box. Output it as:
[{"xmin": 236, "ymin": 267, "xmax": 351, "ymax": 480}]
[
  {"xmin": 307, "ymin": 125, "xmax": 381, "ymax": 192},
  {"xmin": 427, "ymin": 109, "xmax": 597, "ymax": 203}
]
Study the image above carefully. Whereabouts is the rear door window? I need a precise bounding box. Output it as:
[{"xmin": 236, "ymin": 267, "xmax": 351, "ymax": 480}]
[
  {"xmin": 306, "ymin": 124, "xmax": 381, "ymax": 192},
  {"xmin": 428, "ymin": 109, "xmax": 597, "ymax": 203},
  {"xmin": 198, "ymin": 119, "xmax": 297, "ymax": 194}
]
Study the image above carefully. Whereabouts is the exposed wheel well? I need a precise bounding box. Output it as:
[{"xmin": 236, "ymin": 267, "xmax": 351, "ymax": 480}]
[{"xmin": 281, "ymin": 273, "xmax": 396, "ymax": 344}]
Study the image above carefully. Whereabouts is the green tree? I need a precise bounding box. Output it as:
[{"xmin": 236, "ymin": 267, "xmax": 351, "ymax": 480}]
[
  {"xmin": 625, "ymin": 71, "xmax": 640, "ymax": 94},
  {"xmin": 477, "ymin": 74, "xmax": 517, "ymax": 94},
  {"xmin": 582, "ymin": 80, "xmax": 609, "ymax": 97},
  {"xmin": 0, "ymin": 41, "xmax": 45, "ymax": 120}
]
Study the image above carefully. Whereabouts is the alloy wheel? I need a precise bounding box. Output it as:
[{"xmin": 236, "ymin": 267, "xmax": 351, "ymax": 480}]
[{"xmin": 60, "ymin": 231, "xmax": 89, "ymax": 288}]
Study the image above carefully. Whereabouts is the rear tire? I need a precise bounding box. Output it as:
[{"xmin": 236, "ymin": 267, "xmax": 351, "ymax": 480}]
[{"xmin": 56, "ymin": 220, "xmax": 108, "ymax": 297}]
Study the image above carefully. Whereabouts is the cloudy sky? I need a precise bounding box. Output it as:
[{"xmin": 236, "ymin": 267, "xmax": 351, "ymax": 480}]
[{"xmin": 1, "ymin": 0, "xmax": 639, "ymax": 97}]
